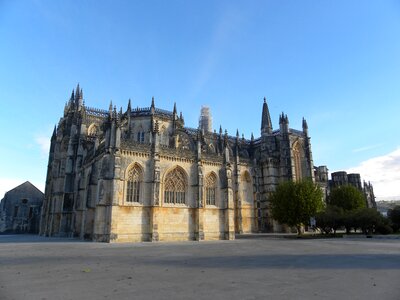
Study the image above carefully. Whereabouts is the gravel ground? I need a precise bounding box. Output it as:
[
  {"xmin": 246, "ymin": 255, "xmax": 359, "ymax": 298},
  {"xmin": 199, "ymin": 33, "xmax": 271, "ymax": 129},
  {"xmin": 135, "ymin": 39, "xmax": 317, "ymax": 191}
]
[{"xmin": 0, "ymin": 234, "xmax": 399, "ymax": 300}]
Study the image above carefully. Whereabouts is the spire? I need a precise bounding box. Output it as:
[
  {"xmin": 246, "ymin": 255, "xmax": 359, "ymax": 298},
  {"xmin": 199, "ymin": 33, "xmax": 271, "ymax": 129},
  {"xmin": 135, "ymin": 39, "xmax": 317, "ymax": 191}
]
[
  {"xmin": 261, "ymin": 97, "xmax": 273, "ymax": 135},
  {"xmin": 151, "ymin": 97, "xmax": 155, "ymax": 108},
  {"xmin": 173, "ymin": 102, "xmax": 177, "ymax": 115},
  {"xmin": 109, "ymin": 101, "xmax": 113, "ymax": 114},
  {"xmin": 279, "ymin": 112, "xmax": 285, "ymax": 124},
  {"xmin": 251, "ymin": 132, "xmax": 254, "ymax": 142},
  {"xmin": 279, "ymin": 112, "xmax": 289, "ymax": 134},
  {"xmin": 51, "ymin": 125, "xmax": 57, "ymax": 140},
  {"xmin": 219, "ymin": 125, "xmax": 223, "ymax": 136},
  {"xmin": 75, "ymin": 83, "xmax": 81, "ymax": 100},
  {"xmin": 236, "ymin": 129, "xmax": 239, "ymax": 139},
  {"xmin": 302, "ymin": 117, "xmax": 308, "ymax": 135},
  {"xmin": 224, "ymin": 129, "xmax": 228, "ymax": 145},
  {"xmin": 127, "ymin": 99, "xmax": 131, "ymax": 112},
  {"xmin": 70, "ymin": 89, "xmax": 75, "ymax": 102}
]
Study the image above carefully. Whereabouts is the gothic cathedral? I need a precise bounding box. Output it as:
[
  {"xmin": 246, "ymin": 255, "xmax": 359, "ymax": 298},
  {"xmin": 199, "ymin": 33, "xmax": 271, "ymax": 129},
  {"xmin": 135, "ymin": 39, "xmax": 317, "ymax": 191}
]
[{"xmin": 39, "ymin": 85, "xmax": 314, "ymax": 242}]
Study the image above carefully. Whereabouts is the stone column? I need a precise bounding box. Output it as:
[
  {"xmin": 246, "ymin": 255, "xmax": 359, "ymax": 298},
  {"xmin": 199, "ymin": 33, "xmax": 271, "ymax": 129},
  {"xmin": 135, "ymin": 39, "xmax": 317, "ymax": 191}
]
[
  {"xmin": 195, "ymin": 163, "xmax": 204, "ymax": 241},
  {"xmin": 235, "ymin": 165, "xmax": 243, "ymax": 234},
  {"xmin": 224, "ymin": 164, "xmax": 235, "ymax": 240},
  {"xmin": 150, "ymin": 123, "xmax": 160, "ymax": 242},
  {"xmin": 150, "ymin": 161, "xmax": 160, "ymax": 242}
]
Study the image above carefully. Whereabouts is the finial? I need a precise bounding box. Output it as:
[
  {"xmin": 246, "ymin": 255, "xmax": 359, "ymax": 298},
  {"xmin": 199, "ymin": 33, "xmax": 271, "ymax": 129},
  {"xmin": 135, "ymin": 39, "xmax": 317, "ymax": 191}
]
[
  {"xmin": 151, "ymin": 96, "xmax": 155, "ymax": 108},
  {"xmin": 236, "ymin": 129, "xmax": 239, "ymax": 138},
  {"xmin": 264, "ymin": 97, "xmax": 266, "ymax": 103},
  {"xmin": 251, "ymin": 132, "xmax": 254, "ymax": 141},
  {"xmin": 302, "ymin": 117, "xmax": 308, "ymax": 129},
  {"xmin": 109, "ymin": 101, "xmax": 113, "ymax": 112},
  {"xmin": 127, "ymin": 98, "xmax": 131, "ymax": 111},
  {"xmin": 173, "ymin": 102, "xmax": 177, "ymax": 114},
  {"xmin": 219, "ymin": 125, "xmax": 223, "ymax": 135}
]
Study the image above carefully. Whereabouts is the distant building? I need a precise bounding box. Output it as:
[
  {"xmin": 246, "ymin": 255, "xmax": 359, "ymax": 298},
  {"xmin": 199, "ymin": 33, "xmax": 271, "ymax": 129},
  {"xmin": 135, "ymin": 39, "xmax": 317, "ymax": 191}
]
[
  {"xmin": 314, "ymin": 166, "xmax": 329, "ymax": 201},
  {"xmin": 0, "ymin": 181, "xmax": 44, "ymax": 233},
  {"xmin": 39, "ymin": 86, "xmax": 315, "ymax": 242},
  {"xmin": 314, "ymin": 169, "xmax": 377, "ymax": 209}
]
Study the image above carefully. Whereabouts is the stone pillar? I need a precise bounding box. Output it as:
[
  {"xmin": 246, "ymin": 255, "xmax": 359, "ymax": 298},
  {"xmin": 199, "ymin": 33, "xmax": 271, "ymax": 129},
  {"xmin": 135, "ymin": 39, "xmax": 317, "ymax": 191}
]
[
  {"xmin": 150, "ymin": 124, "xmax": 160, "ymax": 242},
  {"xmin": 150, "ymin": 162, "xmax": 160, "ymax": 242},
  {"xmin": 235, "ymin": 165, "xmax": 243, "ymax": 234},
  {"xmin": 195, "ymin": 163, "xmax": 204, "ymax": 241},
  {"xmin": 224, "ymin": 164, "xmax": 235, "ymax": 240}
]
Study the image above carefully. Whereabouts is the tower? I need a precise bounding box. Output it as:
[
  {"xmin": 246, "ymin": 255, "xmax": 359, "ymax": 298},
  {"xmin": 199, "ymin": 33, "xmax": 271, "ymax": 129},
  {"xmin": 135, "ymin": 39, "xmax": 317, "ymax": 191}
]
[{"xmin": 199, "ymin": 106, "xmax": 212, "ymax": 133}]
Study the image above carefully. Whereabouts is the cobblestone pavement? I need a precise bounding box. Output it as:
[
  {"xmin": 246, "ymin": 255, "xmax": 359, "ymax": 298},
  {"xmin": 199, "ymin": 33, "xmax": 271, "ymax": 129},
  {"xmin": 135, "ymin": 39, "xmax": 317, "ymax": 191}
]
[{"xmin": 0, "ymin": 235, "xmax": 399, "ymax": 300}]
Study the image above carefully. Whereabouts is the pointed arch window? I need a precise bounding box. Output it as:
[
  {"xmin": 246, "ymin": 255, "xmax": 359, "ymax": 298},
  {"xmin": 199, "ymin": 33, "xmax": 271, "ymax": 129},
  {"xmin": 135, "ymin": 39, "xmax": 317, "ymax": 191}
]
[
  {"xmin": 293, "ymin": 141, "xmax": 302, "ymax": 181},
  {"xmin": 126, "ymin": 164, "xmax": 143, "ymax": 203},
  {"xmin": 137, "ymin": 131, "xmax": 145, "ymax": 143},
  {"xmin": 164, "ymin": 167, "xmax": 186, "ymax": 204},
  {"xmin": 205, "ymin": 173, "xmax": 217, "ymax": 205}
]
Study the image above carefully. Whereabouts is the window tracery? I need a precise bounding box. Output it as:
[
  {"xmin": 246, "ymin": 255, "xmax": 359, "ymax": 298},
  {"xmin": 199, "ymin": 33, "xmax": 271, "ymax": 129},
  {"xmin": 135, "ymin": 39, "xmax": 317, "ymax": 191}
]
[
  {"xmin": 293, "ymin": 141, "xmax": 302, "ymax": 181},
  {"xmin": 126, "ymin": 164, "xmax": 142, "ymax": 203},
  {"xmin": 205, "ymin": 172, "xmax": 217, "ymax": 205},
  {"xmin": 164, "ymin": 167, "xmax": 186, "ymax": 204}
]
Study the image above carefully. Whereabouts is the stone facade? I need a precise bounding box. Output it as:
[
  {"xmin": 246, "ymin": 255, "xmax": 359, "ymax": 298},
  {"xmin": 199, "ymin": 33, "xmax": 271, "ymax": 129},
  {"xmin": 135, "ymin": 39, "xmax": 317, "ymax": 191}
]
[
  {"xmin": 0, "ymin": 181, "xmax": 44, "ymax": 233},
  {"xmin": 39, "ymin": 85, "xmax": 315, "ymax": 242}
]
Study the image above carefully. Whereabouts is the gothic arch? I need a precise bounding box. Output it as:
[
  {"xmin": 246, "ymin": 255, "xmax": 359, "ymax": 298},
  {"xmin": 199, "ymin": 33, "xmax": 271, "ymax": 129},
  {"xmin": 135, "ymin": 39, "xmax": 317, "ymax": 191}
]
[
  {"xmin": 205, "ymin": 172, "xmax": 218, "ymax": 206},
  {"xmin": 125, "ymin": 163, "xmax": 144, "ymax": 203},
  {"xmin": 163, "ymin": 166, "xmax": 187, "ymax": 205}
]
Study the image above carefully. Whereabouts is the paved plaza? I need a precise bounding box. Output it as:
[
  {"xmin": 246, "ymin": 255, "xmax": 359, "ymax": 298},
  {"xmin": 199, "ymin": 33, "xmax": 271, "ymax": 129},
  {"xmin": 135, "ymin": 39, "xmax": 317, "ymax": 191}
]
[{"xmin": 0, "ymin": 235, "xmax": 399, "ymax": 300}]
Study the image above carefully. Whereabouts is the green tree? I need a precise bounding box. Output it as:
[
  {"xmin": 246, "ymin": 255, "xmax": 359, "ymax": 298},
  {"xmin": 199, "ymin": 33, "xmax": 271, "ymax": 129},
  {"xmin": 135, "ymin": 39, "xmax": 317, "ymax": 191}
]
[
  {"xmin": 387, "ymin": 205, "xmax": 400, "ymax": 232},
  {"xmin": 354, "ymin": 208, "xmax": 383, "ymax": 234},
  {"xmin": 315, "ymin": 205, "xmax": 343, "ymax": 235},
  {"xmin": 328, "ymin": 185, "xmax": 366, "ymax": 211},
  {"xmin": 269, "ymin": 180, "xmax": 324, "ymax": 235}
]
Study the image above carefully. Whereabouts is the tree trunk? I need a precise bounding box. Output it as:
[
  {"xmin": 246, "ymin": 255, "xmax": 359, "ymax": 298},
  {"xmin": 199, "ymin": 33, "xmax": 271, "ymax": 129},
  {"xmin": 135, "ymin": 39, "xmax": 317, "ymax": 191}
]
[{"xmin": 296, "ymin": 225, "xmax": 303, "ymax": 236}]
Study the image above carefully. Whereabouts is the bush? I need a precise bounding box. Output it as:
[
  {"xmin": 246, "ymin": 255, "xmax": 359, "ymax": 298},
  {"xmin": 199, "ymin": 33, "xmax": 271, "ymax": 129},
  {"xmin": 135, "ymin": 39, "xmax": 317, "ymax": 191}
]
[
  {"xmin": 387, "ymin": 206, "xmax": 400, "ymax": 232},
  {"xmin": 315, "ymin": 206, "xmax": 343, "ymax": 234},
  {"xmin": 375, "ymin": 224, "xmax": 393, "ymax": 235},
  {"xmin": 354, "ymin": 208, "xmax": 383, "ymax": 234}
]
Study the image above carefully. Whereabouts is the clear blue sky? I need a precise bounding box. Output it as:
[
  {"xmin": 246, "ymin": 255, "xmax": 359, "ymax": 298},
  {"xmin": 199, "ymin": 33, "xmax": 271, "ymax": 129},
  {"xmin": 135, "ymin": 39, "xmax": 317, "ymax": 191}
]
[{"xmin": 1, "ymin": 0, "xmax": 399, "ymax": 200}]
